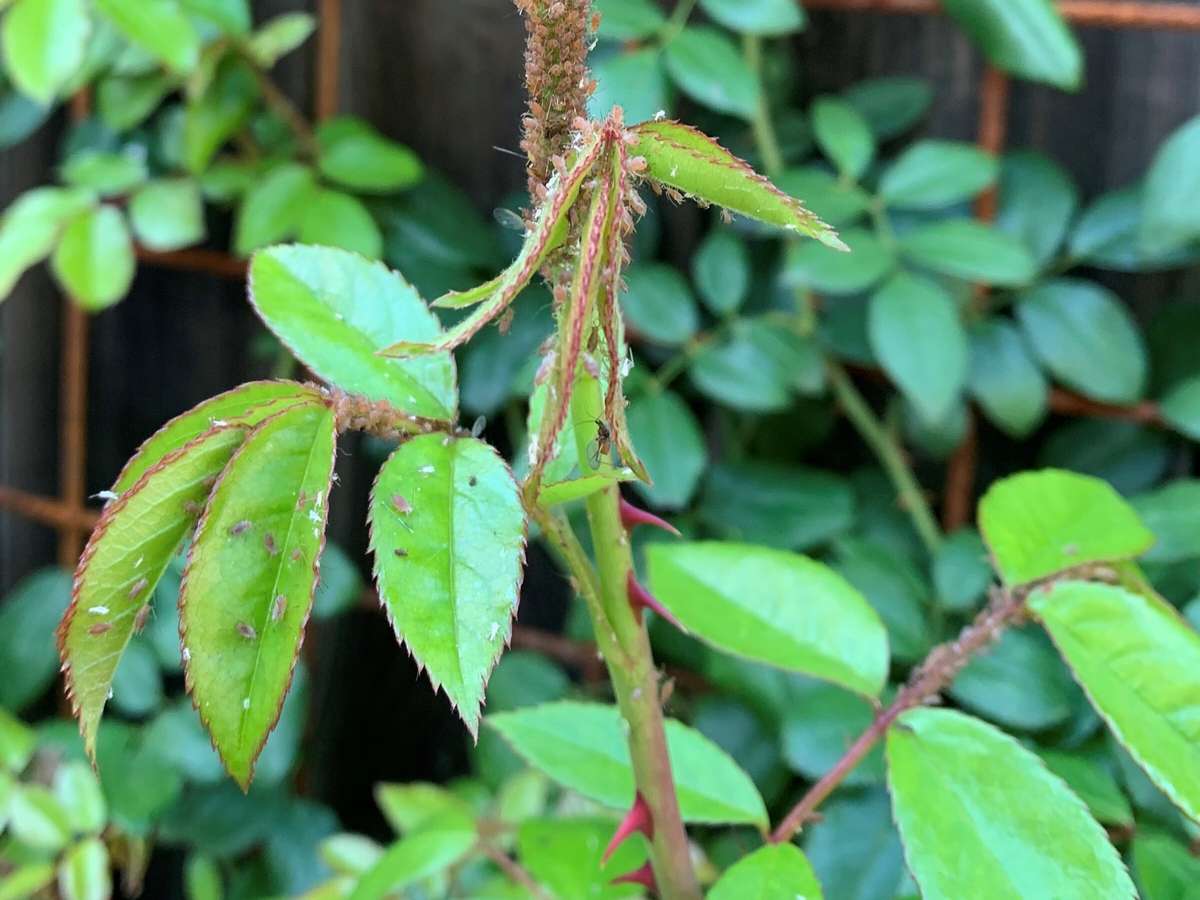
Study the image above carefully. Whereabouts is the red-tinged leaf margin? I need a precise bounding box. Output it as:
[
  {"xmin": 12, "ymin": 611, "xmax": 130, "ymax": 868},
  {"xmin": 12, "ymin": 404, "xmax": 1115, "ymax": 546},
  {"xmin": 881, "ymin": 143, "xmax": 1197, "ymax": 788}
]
[
  {"xmin": 379, "ymin": 132, "xmax": 607, "ymax": 358},
  {"xmin": 630, "ymin": 119, "xmax": 846, "ymax": 250},
  {"xmin": 179, "ymin": 400, "xmax": 337, "ymax": 790},
  {"xmin": 112, "ymin": 380, "xmax": 322, "ymax": 494},
  {"xmin": 58, "ymin": 424, "xmax": 250, "ymax": 760},
  {"xmin": 367, "ymin": 434, "xmax": 528, "ymax": 738}
]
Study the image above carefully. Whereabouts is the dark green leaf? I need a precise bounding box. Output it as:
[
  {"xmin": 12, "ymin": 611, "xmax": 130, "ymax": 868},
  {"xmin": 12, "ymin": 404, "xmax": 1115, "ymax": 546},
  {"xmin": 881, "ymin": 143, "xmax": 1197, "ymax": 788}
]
[
  {"xmin": 621, "ymin": 263, "xmax": 699, "ymax": 346},
  {"xmin": 1141, "ymin": 114, "xmax": 1200, "ymax": 255},
  {"xmin": 590, "ymin": 48, "xmax": 668, "ymax": 126},
  {"xmin": 1070, "ymin": 184, "xmax": 1200, "ymax": 272},
  {"xmin": 933, "ymin": 528, "xmax": 992, "ymax": 612},
  {"xmin": 110, "ymin": 639, "xmax": 165, "ymax": 717},
  {"xmin": 626, "ymin": 388, "xmax": 706, "ymax": 510},
  {"xmin": 1038, "ymin": 750, "xmax": 1133, "ymax": 827},
  {"xmin": 995, "ymin": 150, "xmax": 1078, "ymax": 267},
  {"xmin": 689, "ymin": 328, "xmax": 791, "ymax": 413},
  {"xmin": 0, "ymin": 569, "xmax": 70, "ymax": 712},
  {"xmin": 709, "ymin": 845, "xmax": 822, "ymax": 899},
  {"xmin": 594, "ymin": 0, "xmax": 665, "ymax": 41},
  {"xmin": 1160, "ymin": 375, "xmax": 1200, "ymax": 441},
  {"xmin": 804, "ymin": 789, "xmax": 903, "ymax": 900},
  {"xmin": 843, "ymin": 77, "xmax": 932, "ymax": 140},
  {"xmin": 317, "ymin": 117, "xmax": 423, "ymax": 194},
  {"xmin": 782, "ymin": 678, "xmax": 884, "ymax": 785},
  {"xmin": 776, "ymin": 167, "xmax": 871, "ymax": 229},
  {"xmin": 879, "ymin": 140, "xmax": 997, "ymax": 210},
  {"xmin": 900, "ymin": 219, "xmax": 1036, "ymax": 287},
  {"xmin": 1132, "ymin": 831, "xmax": 1200, "ymax": 899},
  {"xmin": 811, "ymin": 97, "xmax": 874, "ymax": 181},
  {"xmin": 698, "ymin": 0, "xmax": 804, "ymax": 36},
  {"xmin": 940, "ymin": 0, "xmax": 1082, "ymax": 89},
  {"xmin": 692, "ymin": 229, "xmax": 750, "ymax": 316},
  {"xmin": 312, "ymin": 542, "xmax": 363, "ymax": 619},
  {"xmin": 966, "ymin": 318, "xmax": 1047, "ymax": 438},
  {"xmin": 785, "ymin": 227, "xmax": 895, "ymax": 296},
  {"xmin": 833, "ymin": 539, "xmax": 931, "ymax": 664},
  {"xmin": 297, "ymin": 188, "xmax": 383, "ymax": 259},
  {"xmin": 1131, "ymin": 481, "xmax": 1200, "ymax": 563},
  {"xmin": 663, "ymin": 27, "xmax": 759, "ymax": 120},
  {"xmin": 1040, "ymin": 420, "xmax": 1169, "ymax": 496},
  {"xmin": 0, "ymin": 83, "xmax": 50, "ymax": 148}
]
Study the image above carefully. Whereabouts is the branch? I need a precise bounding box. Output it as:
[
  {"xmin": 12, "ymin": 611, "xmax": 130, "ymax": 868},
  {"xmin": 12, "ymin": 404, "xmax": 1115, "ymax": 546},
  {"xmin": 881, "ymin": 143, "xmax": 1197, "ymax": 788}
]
[{"xmin": 479, "ymin": 843, "xmax": 549, "ymax": 899}]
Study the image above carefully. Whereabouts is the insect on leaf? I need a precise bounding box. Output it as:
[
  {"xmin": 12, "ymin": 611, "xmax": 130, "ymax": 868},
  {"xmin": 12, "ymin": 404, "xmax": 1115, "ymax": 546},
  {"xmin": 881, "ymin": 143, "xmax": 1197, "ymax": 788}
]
[{"xmin": 180, "ymin": 402, "xmax": 338, "ymax": 789}]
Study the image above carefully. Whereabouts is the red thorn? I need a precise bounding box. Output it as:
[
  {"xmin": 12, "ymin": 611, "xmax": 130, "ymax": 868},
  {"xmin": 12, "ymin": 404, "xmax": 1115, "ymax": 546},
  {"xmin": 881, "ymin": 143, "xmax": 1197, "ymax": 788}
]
[
  {"xmin": 603, "ymin": 792, "xmax": 654, "ymax": 864},
  {"xmin": 627, "ymin": 572, "xmax": 684, "ymax": 631},
  {"xmin": 619, "ymin": 497, "xmax": 681, "ymax": 537},
  {"xmin": 611, "ymin": 862, "xmax": 657, "ymax": 892}
]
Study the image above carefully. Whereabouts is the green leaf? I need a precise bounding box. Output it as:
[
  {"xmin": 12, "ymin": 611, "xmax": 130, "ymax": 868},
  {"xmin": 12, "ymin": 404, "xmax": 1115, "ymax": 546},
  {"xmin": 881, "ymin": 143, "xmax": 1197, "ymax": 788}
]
[
  {"xmin": 374, "ymin": 782, "xmax": 472, "ymax": 837},
  {"xmin": 51, "ymin": 204, "xmax": 134, "ymax": 311},
  {"xmin": 594, "ymin": 0, "xmax": 665, "ymax": 40},
  {"xmin": 811, "ymin": 97, "xmax": 874, "ymax": 181},
  {"xmin": 843, "ymin": 77, "xmax": 932, "ymax": 140},
  {"xmin": 1039, "ymin": 420, "xmax": 1169, "ymax": 496},
  {"xmin": 833, "ymin": 539, "xmax": 931, "ymax": 664},
  {"xmin": 776, "ymin": 168, "xmax": 871, "ymax": 229},
  {"xmin": 57, "ymin": 838, "xmax": 110, "ymax": 900},
  {"xmin": 0, "ymin": 865, "xmax": 55, "ymax": 900},
  {"xmin": 620, "ymin": 262, "xmax": 699, "ymax": 346},
  {"xmin": 1132, "ymin": 831, "xmax": 1200, "ymax": 899},
  {"xmin": 698, "ymin": 0, "xmax": 804, "ymax": 36},
  {"xmin": 689, "ymin": 328, "xmax": 791, "ymax": 413},
  {"xmin": 631, "ymin": 120, "xmax": 841, "ymax": 247},
  {"xmin": 590, "ymin": 47, "xmax": 668, "ymax": 126},
  {"xmin": 95, "ymin": 0, "xmax": 200, "ymax": 73},
  {"xmin": 879, "ymin": 140, "xmax": 997, "ymax": 210},
  {"xmin": 995, "ymin": 150, "xmax": 1078, "ymax": 267},
  {"xmin": 709, "ymin": 845, "xmax": 822, "ymax": 899},
  {"xmin": 692, "ymin": 229, "xmax": 749, "ymax": 316},
  {"xmin": 627, "ymin": 388, "xmax": 705, "ymax": 510},
  {"xmin": 113, "ymin": 380, "xmax": 320, "ymax": 493},
  {"xmin": 370, "ymin": 434, "xmax": 525, "ymax": 736},
  {"xmin": 1141, "ymin": 114, "xmax": 1200, "ymax": 255},
  {"xmin": 129, "ymin": 178, "xmax": 205, "ymax": 251},
  {"xmin": 932, "ymin": 528, "xmax": 992, "ymax": 613},
  {"xmin": 0, "ymin": 187, "xmax": 94, "ymax": 300},
  {"xmin": 246, "ymin": 12, "xmax": 314, "ymax": 68},
  {"xmin": 321, "ymin": 834, "xmax": 383, "ymax": 876},
  {"xmin": 0, "ymin": 81, "xmax": 50, "ymax": 148},
  {"xmin": 663, "ymin": 27, "xmax": 758, "ymax": 120},
  {"xmin": 979, "ymin": 469, "xmax": 1153, "ymax": 585},
  {"xmin": 900, "ymin": 219, "xmax": 1036, "ymax": 287},
  {"xmin": 782, "ymin": 679, "xmax": 884, "ymax": 785},
  {"xmin": 803, "ymin": 789, "xmax": 903, "ymax": 900},
  {"xmin": 184, "ymin": 854, "xmax": 223, "ymax": 900},
  {"xmin": 1161, "ymin": 375, "xmax": 1200, "ymax": 441},
  {"xmin": 248, "ymin": 245, "xmax": 457, "ymax": 419},
  {"xmin": 1038, "ymin": 750, "xmax": 1133, "ymax": 827},
  {"xmin": 948, "ymin": 626, "xmax": 1080, "ymax": 731},
  {"xmin": 297, "ymin": 188, "xmax": 383, "ymax": 259},
  {"xmin": 647, "ymin": 541, "xmax": 888, "ymax": 696},
  {"xmin": 181, "ymin": 403, "xmax": 337, "ymax": 788},
  {"xmin": 517, "ymin": 817, "xmax": 647, "ymax": 899},
  {"xmin": 887, "ymin": 708, "xmax": 1133, "ymax": 898},
  {"xmin": 111, "ymin": 638, "xmax": 164, "ymax": 716},
  {"xmin": 183, "ymin": 56, "xmax": 257, "ymax": 173},
  {"xmin": 868, "ymin": 272, "xmax": 968, "ymax": 424},
  {"xmin": 60, "ymin": 426, "xmax": 247, "ymax": 759},
  {"xmin": 1070, "ymin": 184, "xmax": 1200, "ymax": 272},
  {"xmin": 0, "ymin": 708, "xmax": 36, "ymax": 772},
  {"xmin": 1016, "ymin": 278, "xmax": 1147, "ymax": 404},
  {"xmin": 967, "ymin": 318, "xmax": 1047, "ymax": 438},
  {"xmin": 699, "ymin": 462, "xmax": 854, "ymax": 552},
  {"xmin": 348, "ymin": 811, "xmax": 476, "ymax": 900},
  {"xmin": 10, "ymin": 785, "xmax": 72, "ymax": 851},
  {"xmin": 0, "ymin": 568, "xmax": 71, "ymax": 712},
  {"xmin": 1131, "ymin": 480, "xmax": 1200, "ymax": 563},
  {"xmin": 97, "ymin": 72, "xmax": 171, "ymax": 131},
  {"xmin": 785, "ymin": 227, "xmax": 894, "ymax": 296},
  {"xmin": 60, "ymin": 149, "xmax": 148, "ymax": 196},
  {"xmin": 317, "ymin": 117, "xmax": 423, "ymax": 194},
  {"xmin": 940, "ymin": 0, "xmax": 1082, "ymax": 90},
  {"xmin": 487, "ymin": 701, "xmax": 768, "ymax": 826},
  {"xmin": 1030, "ymin": 579, "xmax": 1200, "ymax": 824},
  {"xmin": 234, "ymin": 163, "xmax": 314, "ymax": 256},
  {"xmin": 1, "ymin": 0, "xmax": 89, "ymax": 103}
]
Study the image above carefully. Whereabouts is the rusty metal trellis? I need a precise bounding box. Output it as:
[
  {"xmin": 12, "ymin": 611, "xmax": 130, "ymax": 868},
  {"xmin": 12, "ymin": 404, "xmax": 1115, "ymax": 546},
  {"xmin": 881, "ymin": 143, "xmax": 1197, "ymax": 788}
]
[{"xmin": 0, "ymin": 0, "xmax": 1196, "ymax": 648}]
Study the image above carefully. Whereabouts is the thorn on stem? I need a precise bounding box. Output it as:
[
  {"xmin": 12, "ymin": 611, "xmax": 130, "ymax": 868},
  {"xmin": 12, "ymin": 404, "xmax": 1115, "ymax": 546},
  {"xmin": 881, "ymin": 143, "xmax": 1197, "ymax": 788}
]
[
  {"xmin": 611, "ymin": 862, "xmax": 656, "ymax": 892},
  {"xmin": 619, "ymin": 497, "xmax": 680, "ymax": 537},
  {"xmin": 627, "ymin": 572, "xmax": 684, "ymax": 631},
  {"xmin": 603, "ymin": 792, "xmax": 654, "ymax": 863}
]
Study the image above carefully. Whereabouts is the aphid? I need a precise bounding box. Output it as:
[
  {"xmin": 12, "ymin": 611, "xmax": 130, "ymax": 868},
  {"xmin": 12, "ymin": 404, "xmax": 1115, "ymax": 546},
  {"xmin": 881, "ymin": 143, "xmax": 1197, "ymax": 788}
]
[
  {"xmin": 264, "ymin": 533, "xmax": 279, "ymax": 556},
  {"xmin": 182, "ymin": 500, "xmax": 201, "ymax": 516},
  {"xmin": 271, "ymin": 595, "xmax": 287, "ymax": 622},
  {"xmin": 394, "ymin": 548, "xmax": 408, "ymax": 558},
  {"xmin": 468, "ymin": 475, "xmax": 478, "ymax": 487},
  {"xmin": 391, "ymin": 494, "xmax": 412, "ymax": 515},
  {"xmin": 291, "ymin": 548, "xmax": 303, "ymax": 562},
  {"xmin": 133, "ymin": 605, "xmax": 151, "ymax": 634},
  {"xmin": 296, "ymin": 490, "xmax": 308, "ymax": 510},
  {"xmin": 88, "ymin": 623, "xmax": 112, "ymax": 636},
  {"xmin": 493, "ymin": 207, "xmax": 526, "ymax": 233},
  {"xmin": 229, "ymin": 520, "xmax": 251, "ymax": 537},
  {"xmin": 236, "ymin": 622, "xmax": 257, "ymax": 640},
  {"xmin": 128, "ymin": 577, "xmax": 149, "ymax": 598}
]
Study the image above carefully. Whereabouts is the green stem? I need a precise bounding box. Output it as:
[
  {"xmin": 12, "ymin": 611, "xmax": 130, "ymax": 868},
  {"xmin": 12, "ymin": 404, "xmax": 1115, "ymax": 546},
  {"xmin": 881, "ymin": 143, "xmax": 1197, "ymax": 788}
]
[
  {"xmin": 744, "ymin": 35, "xmax": 785, "ymax": 178},
  {"xmin": 659, "ymin": 0, "xmax": 698, "ymax": 46},
  {"xmin": 829, "ymin": 364, "xmax": 943, "ymax": 554}
]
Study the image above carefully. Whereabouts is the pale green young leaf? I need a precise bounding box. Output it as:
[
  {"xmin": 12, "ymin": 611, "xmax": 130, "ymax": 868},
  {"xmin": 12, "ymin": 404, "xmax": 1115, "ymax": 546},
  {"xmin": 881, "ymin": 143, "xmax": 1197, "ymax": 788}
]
[
  {"xmin": 181, "ymin": 403, "xmax": 337, "ymax": 788},
  {"xmin": 234, "ymin": 163, "xmax": 314, "ymax": 255},
  {"xmin": 811, "ymin": 97, "xmax": 874, "ymax": 181},
  {"xmin": 249, "ymin": 245, "xmax": 457, "ymax": 419},
  {"xmin": 95, "ymin": 0, "xmax": 200, "ymax": 73},
  {"xmin": 298, "ymin": 188, "xmax": 384, "ymax": 260},
  {"xmin": 181, "ymin": 0, "xmax": 250, "ymax": 35},
  {"xmin": 57, "ymin": 838, "xmax": 110, "ymax": 900},
  {"xmin": 940, "ymin": 0, "xmax": 1082, "ymax": 90},
  {"xmin": 9, "ymin": 785, "xmax": 72, "ymax": 850},
  {"xmin": 374, "ymin": 782, "xmax": 472, "ymax": 837},
  {"xmin": 1016, "ymin": 279, "xmax": 1147, "ymax": 405},
  {"xmin": 900, "ymin": 219, "xmax": 1036, "ymax": 287},
  {"xmin": 183, "ymin": 57, "xmax": 257, "ymax": 173},
  {"xmin": 698, "ymin": 0, "xmax": 804, "ymax": 36},
  {"xmin": 487, "ymin": 701, "xmax": 768, "ymax": 826},
  {"xmin": 60, "ymin": 149, "xmax": 148, "ymax": 196},
  {"xmin": 1038, "ymin": 750, "xmax": 1133, "ymax": 827},
  {"xmin": 709, "ymin": 844, "xmax": 823, "ymax": 899},
  {"xmin": 51, "ymin": 205, "xmax": 134, "ymax": 310},
  {"xmin": 246, "ymin": 12, "xmax": 315, "ymax": 68},
  {"xmin": 0, "ymin": 186, "xmax": 95, "ymax": 300},
  {"xmin": 0, "ymin": 708, "xmax": 35, "ymax": 772},
  {"xmin": 348, "ymin": 810, "xmax": 476, "ymax": 900},
  {"xmin": 1, "ymin": 0, "xmax": 89, "ymax": 103},
  {"xmin": 647, "ymin": 541, "xmax": 889, "ymax": 696},
  {"xmin": 60, "ymin": 426, "xmax": 247, "ymax": 759},
  {"xmin": 53, "ymin": 761, "xmax": 106, "ymax": 833},
  {"xmin": 887, "ymin": 708, "xmax": 1133, "ymax": 898},
  {"xmin": 321, "ymin": 834, "xmax": 384, "ymax": 876},
  {"xmin": 183, "ymin": 854, "xmax": 222, "ymax": 900},
  {"xmin": 317, "ymin": 116, "xmax": 423, "ymax": 194},
  {"xmin": 785, "ymin": 227, "xmax": 895, "ymax": 296},
  {"xmin": 113, "ymin": 380, "xmax": 321, "ymax": 493},
  {"xmin": 0, "ymin": 865, "xmax": 55, "ymax": 900},
  {"xmin": 1030, "ymin": 579, "xmax": 1200, "ymax": 824},
  {"xmin": 1140, "ymin": 114, "xmax": 1200, "ymax": 255},
  {"xmin": 517, "ymin": 817, "xmax": 647, "ymax": 899},
  {"xmin": 868, "ymin": 272, "xmax": 968, "ymax": 425},
  {"xmin": 663, "ymin": 27, "xmax": 759, "ymax": 120},
  {"xmin": 978, "ymin": 469, "xmax": 1153, "ymax": 585},
  {"xmin": 369, "ymin": 434, "xmax": 525, "ymax": 736},
  {"xmin": 692, "ymin": 229, "xmax": 750, "ymax": 316},
  {"xmin": 967, "ymin": 318, "xmax": 1048, "ymax": 438},
  {"xmin": 878, "ymin": 140, "xmax": 997, "ymax": 210},
  {"xmin": 129, "ymin": 178, "xmax": 205, "ymax": 251}
]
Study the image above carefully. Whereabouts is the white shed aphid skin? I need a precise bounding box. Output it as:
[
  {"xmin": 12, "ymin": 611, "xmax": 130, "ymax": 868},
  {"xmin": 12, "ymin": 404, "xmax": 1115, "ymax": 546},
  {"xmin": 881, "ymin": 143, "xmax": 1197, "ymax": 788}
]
[
  {"xmin": 307, "ymin": 508, "xmax": 321, "ymax": 524},
  {"xmin": 418, "ymin": 465, "xmax": 435, "ymax": 475},
  {"xmin": 210, "ymin": 419, "xmax": 228, "ymax": 427},
  {"xmin": 87, "ymin": 605, "xmax": 109, "ymax": 615},
  {"xmin": 181, "ymin": 647, "xmax": 190, "ymax": 662},
  {"xmin": 91, "ymin": 490, "xmax": 119, "ymax": 502},
  {"xmin": 271, "ymin": 595, "xmax": 287, "ymax": 623},
  {"xmin": 236, "ymin": 622, "xmax": 257, "ymax": 641},
  {"xmin": 229, "ymin": 520, "xmax": 251, "ymax": 537},
  {"xmin": 128, "ymin": 577, "xmax": 149, "ymax": 598},
  {"xmin": 242, "ymin": 698, "xmax": 251, "ymax": 710}
]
